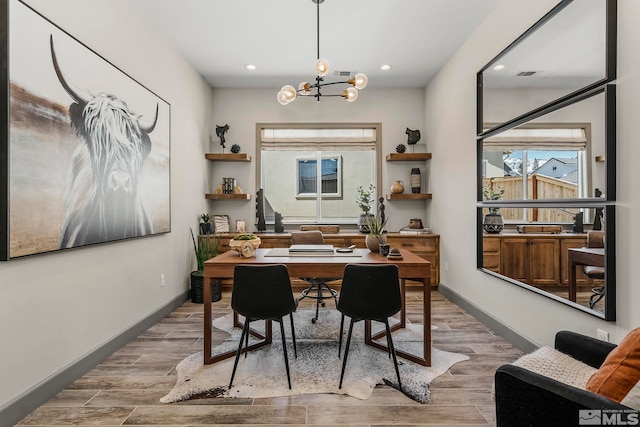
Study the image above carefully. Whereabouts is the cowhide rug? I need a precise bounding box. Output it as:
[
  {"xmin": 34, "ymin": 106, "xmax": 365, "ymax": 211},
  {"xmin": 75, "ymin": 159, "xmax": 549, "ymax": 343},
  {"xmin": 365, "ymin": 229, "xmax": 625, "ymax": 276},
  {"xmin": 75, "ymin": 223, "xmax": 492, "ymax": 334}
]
[{"xmin": 161, "ymin": 309, "xmax": 468, "ymax": 404}]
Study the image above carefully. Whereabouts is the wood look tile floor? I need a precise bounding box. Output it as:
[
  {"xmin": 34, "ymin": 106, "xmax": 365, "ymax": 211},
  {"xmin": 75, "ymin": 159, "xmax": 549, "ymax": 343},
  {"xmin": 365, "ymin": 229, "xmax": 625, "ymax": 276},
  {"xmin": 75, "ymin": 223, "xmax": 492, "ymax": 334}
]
[{"xmin": 17, "ymin": 288, "xmax": 523, "ymax": 426}]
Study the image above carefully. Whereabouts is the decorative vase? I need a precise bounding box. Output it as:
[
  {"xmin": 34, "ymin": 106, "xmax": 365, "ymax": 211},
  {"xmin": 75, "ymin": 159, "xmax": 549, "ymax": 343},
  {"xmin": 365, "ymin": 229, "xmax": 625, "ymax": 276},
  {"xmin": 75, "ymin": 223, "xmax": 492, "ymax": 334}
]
[
  {"xmin": 358, "ymin": 213, "xmax": 373, "ymax": 233},
  {"xmin": 483, "ymin": 213, "xmax": 504, "ymax": 234},
  {"xmin": 190, "ymin": 270, "xmax": 222, "ymax": 303},
  {"xmin": 390, "ymin": 180, "xmax": 404, "ymax": 194},
  {"xmin": 366, "ymin": 234, "xmax": 387, "ymax": 252},
  {"xmin": 410, "ymin": 168, "xmax": 421, "ymax": 194},
  {"xmin": 199, "ymin": 222, "xmax": 212, "ymax": 234}
]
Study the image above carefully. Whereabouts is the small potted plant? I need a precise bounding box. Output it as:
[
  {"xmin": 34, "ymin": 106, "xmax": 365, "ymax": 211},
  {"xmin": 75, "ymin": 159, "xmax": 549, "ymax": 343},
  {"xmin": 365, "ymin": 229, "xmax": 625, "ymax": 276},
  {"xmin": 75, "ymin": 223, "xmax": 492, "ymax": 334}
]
[
  {"xmin": 356, "ymin": 184, "xmax": 375, "ymax": 233},
  {"xmin": 365, "ymin": 213, "xmax": 389, "ymax": 252},
  {"xmin": 199, "ymin": 213, "xmax": 213, "ymax": 234},
  {"xmin": 190, "ymin": 228, "xmax": 221, "ymax": 303},
  {"xmin": 482, "ymin": 183, "xmax": 505, "ymax": 234}
]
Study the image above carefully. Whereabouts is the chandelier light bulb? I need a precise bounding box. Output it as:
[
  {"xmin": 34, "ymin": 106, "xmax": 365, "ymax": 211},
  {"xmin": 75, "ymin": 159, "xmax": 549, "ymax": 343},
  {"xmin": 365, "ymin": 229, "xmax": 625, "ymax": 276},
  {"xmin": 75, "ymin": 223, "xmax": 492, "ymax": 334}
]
[
  {"xmin": 315, "ymin": 58, "xmax": 330, "ymax": 77},
  {"xmin": 277, "ymin": 85, "xmax": 297, "ymax": 105},
  {"xmin": 342, "ymin": 87, "xmax": 359, "ymax": 102},
  {"xmin": 277, "ymin": 90, "xmax": 290, "ymax": 105},
  {"xmin": 282, "ymin": 85, "xmax": 297, "ymax": 102},
  {"xmin": 298, "ymin": 82, "xmax": 312, "ymax": 96},
  {"xmin": 349, "ymin": 73, "xmax": 368, "ymax": 89}
]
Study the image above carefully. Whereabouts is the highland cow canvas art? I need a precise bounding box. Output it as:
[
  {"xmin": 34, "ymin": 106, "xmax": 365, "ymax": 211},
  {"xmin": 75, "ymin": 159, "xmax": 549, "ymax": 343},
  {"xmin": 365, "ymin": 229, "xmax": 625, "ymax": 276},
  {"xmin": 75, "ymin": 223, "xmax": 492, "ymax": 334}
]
[{"xmin": 1, "ymin": 0, "xmax": 171, "ymax": 259}]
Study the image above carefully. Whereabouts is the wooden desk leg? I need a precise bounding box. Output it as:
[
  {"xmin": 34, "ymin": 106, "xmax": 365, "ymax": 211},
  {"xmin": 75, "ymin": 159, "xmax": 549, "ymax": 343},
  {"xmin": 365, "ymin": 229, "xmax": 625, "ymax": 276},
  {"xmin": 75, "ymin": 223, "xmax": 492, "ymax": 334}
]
[
  {"xmin": 568, "ymin": 259, "xmax": 578, "ymax": 302},
  {"xmin": 423, "ymin": 277, "xmax": 431, "ymax": 366},
  {"xmin": 365, "ymin": 277, "xmax": 431, "ymax": 366},
  {"xmin": 203, "ymin": 278, "xmax": 273, "ymax": 365},
  {"xmin": 204, "ymin": 274, "xmax": 212, "ymax": 365}
]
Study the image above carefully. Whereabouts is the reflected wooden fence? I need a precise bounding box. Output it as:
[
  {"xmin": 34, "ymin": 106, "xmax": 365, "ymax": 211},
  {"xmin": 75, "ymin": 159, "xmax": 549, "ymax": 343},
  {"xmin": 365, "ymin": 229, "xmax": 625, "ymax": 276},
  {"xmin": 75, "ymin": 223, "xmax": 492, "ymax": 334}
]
[{"xmin": 483, "ymin": 176, "xmax": 578, "ymax": 222}]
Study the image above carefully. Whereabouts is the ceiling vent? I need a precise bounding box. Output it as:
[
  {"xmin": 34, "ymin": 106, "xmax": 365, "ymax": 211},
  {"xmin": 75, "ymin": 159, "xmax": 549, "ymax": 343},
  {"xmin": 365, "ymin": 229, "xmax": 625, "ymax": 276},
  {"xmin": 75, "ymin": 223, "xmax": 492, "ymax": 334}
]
[
  {"xmin": 516, "ymin": 71, "xmax": 538, "ymax": 77},
  {"xmin": 333, "ymin": 70, "xmax": 356, "ymax": 77}
]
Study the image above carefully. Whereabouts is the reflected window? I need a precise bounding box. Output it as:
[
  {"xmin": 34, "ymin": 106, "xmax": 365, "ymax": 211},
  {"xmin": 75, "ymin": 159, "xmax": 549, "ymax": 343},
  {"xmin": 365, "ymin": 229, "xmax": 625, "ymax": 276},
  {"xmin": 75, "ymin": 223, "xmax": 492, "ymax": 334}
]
[{"xmin": 483, "ymin": 124, "xmax": 592, "ymax": 219}]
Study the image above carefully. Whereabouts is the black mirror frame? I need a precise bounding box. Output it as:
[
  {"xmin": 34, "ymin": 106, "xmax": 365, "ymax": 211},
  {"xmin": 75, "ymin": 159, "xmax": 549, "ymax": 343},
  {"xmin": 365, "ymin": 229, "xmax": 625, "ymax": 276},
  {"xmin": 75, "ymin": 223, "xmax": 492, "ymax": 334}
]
[
  {"xmin": 477, "ymin": 0, "xmax": 617, "ymax": 137},
  {"xmin": 476, "ymin": 0, "xmax": 617, "ymax": 321}
]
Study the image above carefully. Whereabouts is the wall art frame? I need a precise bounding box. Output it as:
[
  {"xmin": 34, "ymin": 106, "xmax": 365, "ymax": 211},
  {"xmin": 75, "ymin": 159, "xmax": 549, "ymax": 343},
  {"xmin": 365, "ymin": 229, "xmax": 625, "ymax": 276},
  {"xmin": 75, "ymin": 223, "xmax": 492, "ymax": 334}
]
[{"xmin": 1, "ymin": 0, "xmax": 171, "ymax": 260}]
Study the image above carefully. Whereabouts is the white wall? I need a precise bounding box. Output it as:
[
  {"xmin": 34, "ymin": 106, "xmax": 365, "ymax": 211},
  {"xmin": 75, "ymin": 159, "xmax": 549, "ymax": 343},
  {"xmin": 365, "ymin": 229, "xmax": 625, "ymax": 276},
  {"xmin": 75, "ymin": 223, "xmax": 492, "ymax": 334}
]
[
  {"xmin": 209, "ymin": 88, "xmax": 427, "ymax": 233},
  {"xmin": 0, "ymin": 0, "xmax": 212, "ymax": 408},
  {"xmin": 426, "ymin": 0, "xmax": 640, "ymax": 346}
]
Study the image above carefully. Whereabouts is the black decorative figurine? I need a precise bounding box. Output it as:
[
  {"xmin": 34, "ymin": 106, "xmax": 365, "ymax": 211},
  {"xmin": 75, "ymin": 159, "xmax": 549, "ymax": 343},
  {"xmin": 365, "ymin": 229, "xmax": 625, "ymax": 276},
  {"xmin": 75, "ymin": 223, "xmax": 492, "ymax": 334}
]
[
  {"xmin": 216, "ymin": 124, "xmax": 229, "ymax": 151},
  {"xmin": 274, "ymin": 212, "xmax": 284, "ymax": 233},
  {"xmin": 406, "ymin": 128, "xmax": 421, "ymax": 152},
  {"xmin": 378, "ymin": 196, "xmax": 386, "ymax": 225},
  {"xmin": 255, "ymin": 188, "xmax": 266, "ymax": 232}
]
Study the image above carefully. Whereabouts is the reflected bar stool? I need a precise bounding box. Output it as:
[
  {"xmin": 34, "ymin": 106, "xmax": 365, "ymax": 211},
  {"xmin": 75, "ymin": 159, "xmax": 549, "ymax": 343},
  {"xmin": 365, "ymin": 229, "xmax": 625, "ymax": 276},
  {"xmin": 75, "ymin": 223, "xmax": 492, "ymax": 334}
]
[
  {"xmin": 583, "ymin": 230, "xmax": 605, "ymax": 308},
  {"xmin": 291, "ymin": 231, "xmax": 339, "ymax": 323}
]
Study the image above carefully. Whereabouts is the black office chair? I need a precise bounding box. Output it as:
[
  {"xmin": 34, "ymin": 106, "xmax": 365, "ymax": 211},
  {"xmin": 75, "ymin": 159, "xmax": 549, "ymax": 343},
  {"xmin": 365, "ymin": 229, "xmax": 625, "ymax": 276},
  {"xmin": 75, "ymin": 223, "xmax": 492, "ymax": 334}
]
[
  {"xmin": 229, "ymin": 264, "xmax": 298, "ymax": 389},
  {"xmin": 337, "ymin": 264, "xmax": 403, "ymax": 390},
  {"xmin": 291, "ymin": 231, "xmax": 339, "ymax": 323}
]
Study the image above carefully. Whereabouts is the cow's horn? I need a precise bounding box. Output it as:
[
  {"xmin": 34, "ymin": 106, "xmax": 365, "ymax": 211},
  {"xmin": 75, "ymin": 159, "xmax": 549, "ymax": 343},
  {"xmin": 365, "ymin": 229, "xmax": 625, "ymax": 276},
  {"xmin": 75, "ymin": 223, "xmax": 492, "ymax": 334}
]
[
  {"xmin": 50, "ymin": 35, "xmax": 91, "ymax": 104},
  {"xmin": 139, "ymin": 103, "xmax": 159, "ymax": 134}
]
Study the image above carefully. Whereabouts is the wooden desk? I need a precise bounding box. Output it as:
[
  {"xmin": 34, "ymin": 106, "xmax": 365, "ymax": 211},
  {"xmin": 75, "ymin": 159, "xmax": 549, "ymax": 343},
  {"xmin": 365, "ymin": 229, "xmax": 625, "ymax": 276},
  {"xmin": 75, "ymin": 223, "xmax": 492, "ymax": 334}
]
[
  {"xmin": 203, "ymin": 248, "xmax": 432, "ymax": 366},
  {"xmin": 568, "ymin": 247, "xmax": 605, "ymax": 302}
]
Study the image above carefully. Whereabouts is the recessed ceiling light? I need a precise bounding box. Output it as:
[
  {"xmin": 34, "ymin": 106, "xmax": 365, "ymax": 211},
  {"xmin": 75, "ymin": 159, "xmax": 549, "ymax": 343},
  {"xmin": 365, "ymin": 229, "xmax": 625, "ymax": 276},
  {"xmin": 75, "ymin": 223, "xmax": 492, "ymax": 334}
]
[
  {"xmin": 493, "ymin": 64, "xmax": 505, "ymax": 71},
  {"xmin": 380, "ymin": 64, "xmax": 392, "ymax": 71},
  {"xmin": 245, "ymin": 64, "xmax": 257, "ymax": 71}
]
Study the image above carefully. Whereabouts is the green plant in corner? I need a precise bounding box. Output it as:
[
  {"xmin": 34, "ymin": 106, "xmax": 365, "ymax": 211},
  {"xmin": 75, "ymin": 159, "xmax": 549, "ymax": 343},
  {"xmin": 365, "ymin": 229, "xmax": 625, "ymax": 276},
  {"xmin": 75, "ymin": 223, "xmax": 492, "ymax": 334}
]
[
  {"xmin": 200, "ymin": 213, "xmax": 212, "ymax": 224},
  {"xmin": 190, "ymin": 227, "xmax": 219, "ymax": 271}
]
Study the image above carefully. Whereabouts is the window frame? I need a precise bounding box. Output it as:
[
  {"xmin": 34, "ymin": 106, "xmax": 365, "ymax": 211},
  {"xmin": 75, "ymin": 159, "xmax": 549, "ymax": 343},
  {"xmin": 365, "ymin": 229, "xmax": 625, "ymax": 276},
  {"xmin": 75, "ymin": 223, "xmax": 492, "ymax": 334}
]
[
  {"xmin": 256, "ymin": 122, "xmax": 382, "ymax": 225},
  {"xmin": 295, "ymin": 155, "xmax": 343, "ymax": 200}
]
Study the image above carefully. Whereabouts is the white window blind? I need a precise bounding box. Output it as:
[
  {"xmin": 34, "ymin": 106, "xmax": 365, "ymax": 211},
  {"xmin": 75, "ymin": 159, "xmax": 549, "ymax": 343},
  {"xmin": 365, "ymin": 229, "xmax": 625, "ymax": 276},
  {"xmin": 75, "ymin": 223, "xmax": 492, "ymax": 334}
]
[
  {"xmin": 483, "ymin": 127, "xmax": 587, "ymax": 150},
  {"xmin": 261, "ymin": 128, "xmax": 377, "ymax": 151}
]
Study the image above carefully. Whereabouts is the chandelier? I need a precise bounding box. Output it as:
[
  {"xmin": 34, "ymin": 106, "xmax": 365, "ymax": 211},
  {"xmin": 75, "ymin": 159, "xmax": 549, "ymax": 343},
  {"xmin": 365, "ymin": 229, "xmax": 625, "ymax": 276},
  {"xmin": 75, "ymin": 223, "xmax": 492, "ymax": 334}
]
[{"xmin": 276, "ymin": 0, "xmax": 368, "ymax": 105}]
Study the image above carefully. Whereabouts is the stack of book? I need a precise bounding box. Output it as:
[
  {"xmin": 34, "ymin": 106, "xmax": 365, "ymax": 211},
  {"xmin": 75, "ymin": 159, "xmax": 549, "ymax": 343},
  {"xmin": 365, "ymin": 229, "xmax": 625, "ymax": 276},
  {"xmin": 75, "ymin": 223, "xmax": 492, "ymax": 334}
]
[
  {"xmin": 222, "ymin": 177, "xmax": 236, "ymax": 194},
  {"xmin": 288, "ymin": 244, "xmax": 335, "ymax": 255},
  {"xmin": 399, "ymin": 227, "xmax": 431, "ymax": 234}
]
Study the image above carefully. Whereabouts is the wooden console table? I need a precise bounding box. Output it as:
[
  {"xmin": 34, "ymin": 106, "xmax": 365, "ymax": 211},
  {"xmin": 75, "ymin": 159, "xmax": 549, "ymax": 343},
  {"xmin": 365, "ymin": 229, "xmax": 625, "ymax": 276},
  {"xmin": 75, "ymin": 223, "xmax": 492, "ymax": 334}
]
[{"xmin": 203, "ymin": 248, "xmax": 432, "ymax": 366}]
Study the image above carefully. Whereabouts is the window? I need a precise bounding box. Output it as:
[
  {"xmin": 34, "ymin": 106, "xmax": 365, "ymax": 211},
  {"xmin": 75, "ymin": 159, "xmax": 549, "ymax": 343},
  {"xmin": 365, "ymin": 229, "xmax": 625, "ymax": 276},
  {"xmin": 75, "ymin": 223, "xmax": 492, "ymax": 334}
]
[
  {"xmin": 257, "ymin": 124, "xmax": 381, "ymax": 224},
  {"xmin": 296, "ymin": 156, "xmax": 342, "ymax": 198}
]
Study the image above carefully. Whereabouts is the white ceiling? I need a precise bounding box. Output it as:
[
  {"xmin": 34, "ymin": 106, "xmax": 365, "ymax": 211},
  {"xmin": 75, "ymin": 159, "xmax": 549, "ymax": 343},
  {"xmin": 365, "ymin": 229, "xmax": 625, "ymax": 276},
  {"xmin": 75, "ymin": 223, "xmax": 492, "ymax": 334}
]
[{"xmin": 134, "ymin": 0, "xmax": 501, "ymax": 89}]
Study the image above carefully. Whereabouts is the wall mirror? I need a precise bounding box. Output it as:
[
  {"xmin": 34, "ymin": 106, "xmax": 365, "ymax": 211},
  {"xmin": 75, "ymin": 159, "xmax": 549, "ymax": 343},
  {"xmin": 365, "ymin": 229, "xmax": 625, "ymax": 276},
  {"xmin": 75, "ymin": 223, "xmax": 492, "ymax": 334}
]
[
  {"xmin": 476, "ymin": 0, "xmax": 617, "ymax": 321},
  {"xmin": 477, "ymin": 85, "xmax": 616, "ymax": 320},
  {"xmin": 478, "ymin": 0, "xmax": 616, "ymax": 136},
  {"xmin": 478, "ymin": 204, "xmax": 615, "ymax": 320}
]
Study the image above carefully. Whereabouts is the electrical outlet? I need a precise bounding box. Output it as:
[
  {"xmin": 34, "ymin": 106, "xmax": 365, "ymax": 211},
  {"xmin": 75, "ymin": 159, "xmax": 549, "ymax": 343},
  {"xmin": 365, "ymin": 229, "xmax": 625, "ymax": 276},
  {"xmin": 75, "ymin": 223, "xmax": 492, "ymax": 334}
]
[
  {"xmin": 160, "ymin": 273, "xmax": 165, "ymax": 287},
  {"xmin": 597, "ymin": 328, "xmax": 609, "ymax": 342},
  {"xmin": 444, "ymin": 261, "xmax": 449, "ymax": 272}
]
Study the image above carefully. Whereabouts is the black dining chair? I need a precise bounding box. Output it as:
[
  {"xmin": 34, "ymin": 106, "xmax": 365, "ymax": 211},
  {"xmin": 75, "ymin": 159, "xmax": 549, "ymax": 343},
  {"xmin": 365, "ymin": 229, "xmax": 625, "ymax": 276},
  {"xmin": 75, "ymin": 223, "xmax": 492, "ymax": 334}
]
[
  {"xmin": 337, "ymin": 264, "xmax": 403, "ymax": 390},
  {"xmin": 291, "ymin": 230, "xmax": 340, "ymax": 323},
  {"xmin": 229, "ymin": 264, "xmax": 298, "ymax": 389}
]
